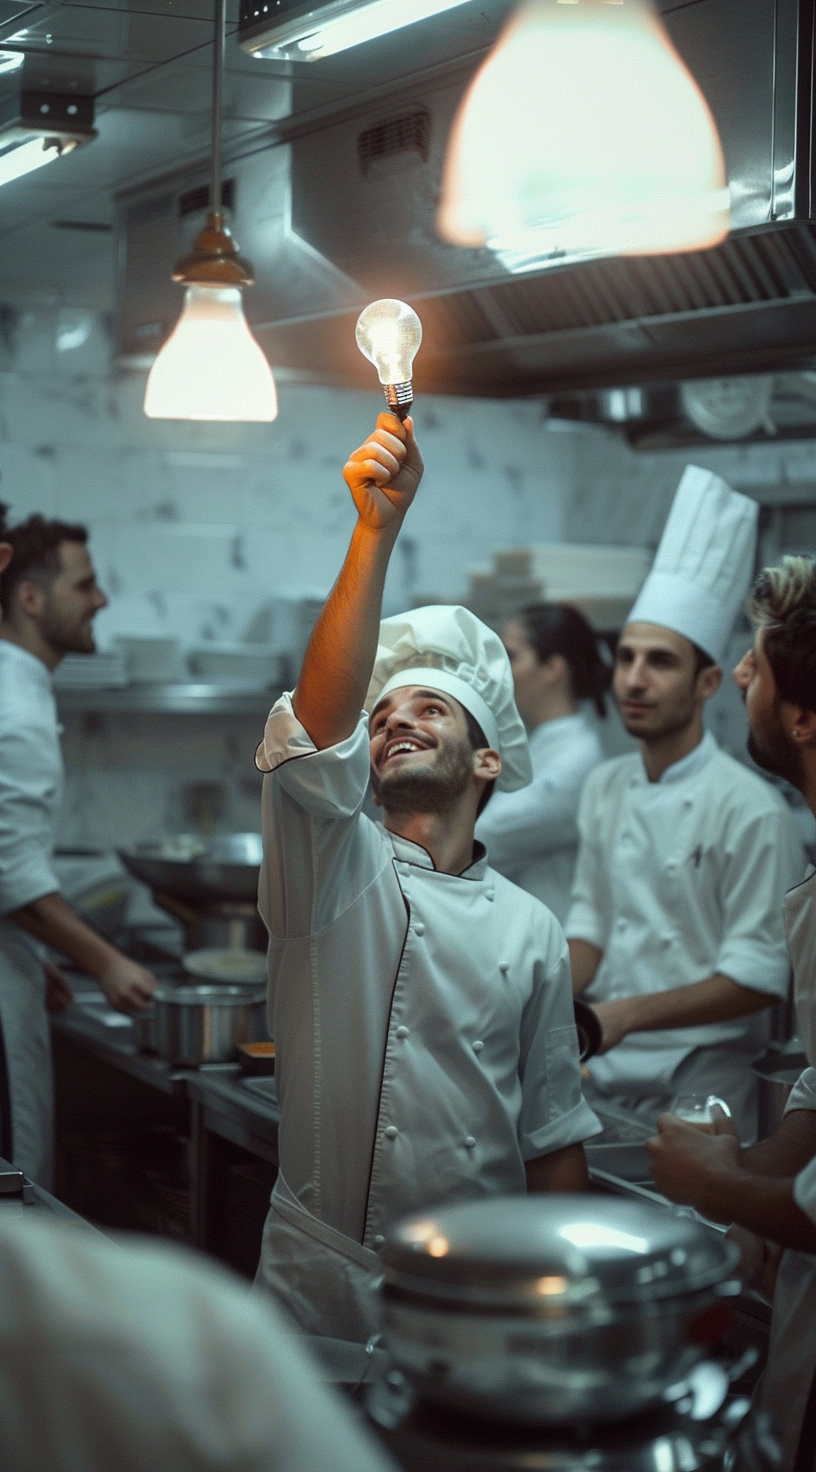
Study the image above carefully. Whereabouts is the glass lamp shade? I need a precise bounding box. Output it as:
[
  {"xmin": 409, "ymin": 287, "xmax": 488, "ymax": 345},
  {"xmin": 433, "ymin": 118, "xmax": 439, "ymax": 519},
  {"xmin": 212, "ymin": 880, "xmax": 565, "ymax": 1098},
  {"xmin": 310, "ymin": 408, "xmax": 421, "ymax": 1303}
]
[
  {"xmin": 438, "ymin": 0, "xmax": 729, "ymax": 267},
  {"xmin": 144, "ymin": 285, "xmax": 278, "ymax": 422},
  {"xmin": 355, "ymin": 298, "xmax": 422, "ymax": 385}
]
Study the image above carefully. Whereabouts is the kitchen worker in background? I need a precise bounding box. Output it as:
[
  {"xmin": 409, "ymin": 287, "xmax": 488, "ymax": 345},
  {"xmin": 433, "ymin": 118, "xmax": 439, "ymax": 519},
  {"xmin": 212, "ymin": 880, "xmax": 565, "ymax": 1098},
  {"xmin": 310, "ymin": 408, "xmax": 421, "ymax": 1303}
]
[
  {"xmin": 648, "ymin": 553, "xmax": 816, "ymax": 1472},
  {"xmin": 567, "ymin": 468, "xmax": 805, "ymax": 1138},
  {"xmin": 0, "ymin": 1215, "xmax": 396, "ymax": 1472},
  {"xmin": 254, "ymin": 414, "xmax": 600, "ymax": 1346},
  {"xmin": 0, "ymin": 509, "xmax": 155, "ymax": 1187},
  {"xmin": 476, "ymin": 603, "xmax": 608, "ymax": 922}
]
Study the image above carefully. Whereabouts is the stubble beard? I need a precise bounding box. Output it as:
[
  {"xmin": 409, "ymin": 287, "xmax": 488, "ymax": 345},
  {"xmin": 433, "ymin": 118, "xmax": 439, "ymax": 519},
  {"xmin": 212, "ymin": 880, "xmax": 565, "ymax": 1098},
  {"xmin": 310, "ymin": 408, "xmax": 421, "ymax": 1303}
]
[
  {"xmin": 40, "ymin": 606, "xmax": 96, "ymax": 657},
  {"xmin": 747, "ymin": 708, "xmax": 805, "ymax": 791},
  {"xmin": 371, "ymin": 739, "xmax": 474, "ymax": 817}
]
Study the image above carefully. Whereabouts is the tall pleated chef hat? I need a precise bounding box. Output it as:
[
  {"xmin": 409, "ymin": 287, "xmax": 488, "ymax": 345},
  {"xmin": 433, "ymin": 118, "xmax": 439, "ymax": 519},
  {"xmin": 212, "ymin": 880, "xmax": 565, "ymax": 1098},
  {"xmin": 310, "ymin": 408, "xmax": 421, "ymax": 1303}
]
[
  {"xmin": 366, "ymin": 604, "xmax": 532, "ymax": 791},
  {"xmin": 625, "ymin": 465, "xmax": 758, "ymax": 664}
]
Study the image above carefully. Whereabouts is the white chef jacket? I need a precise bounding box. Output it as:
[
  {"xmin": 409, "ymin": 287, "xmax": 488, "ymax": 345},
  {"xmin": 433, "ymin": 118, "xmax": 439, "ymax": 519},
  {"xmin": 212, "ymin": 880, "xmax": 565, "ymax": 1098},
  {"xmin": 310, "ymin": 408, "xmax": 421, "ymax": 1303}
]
[
  {"xmin": 0, "ymin": 1215, "xmax": 397, "ymax": 1472},
  {"xmin": 475, "ymin": 712, "xmax": 605, "ymax": 924},
  {"xmin": 566, "ymin": 731, "xmax": 804, "ymax": 1094},
  {"xmin": 254, "ymin": 692, "xmax": 601, "ymax": 1342},
  {"xmin": 745, "ymin": 869, "xmax": 816, "ymax": 1472},
  {"xmin": 0, "ymin": 640, "xmax": 63, "ymax": 1186}
]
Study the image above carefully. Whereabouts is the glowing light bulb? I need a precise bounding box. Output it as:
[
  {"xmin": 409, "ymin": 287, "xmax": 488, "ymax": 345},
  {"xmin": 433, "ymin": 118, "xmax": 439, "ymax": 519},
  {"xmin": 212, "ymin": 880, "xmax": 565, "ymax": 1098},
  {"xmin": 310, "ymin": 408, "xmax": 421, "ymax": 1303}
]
[
  {"xmin": 355, "ymin": 298, "xmax": 422, "ymax": 419},
  {"xmin": 438, "ymin": 0, "xmax": 729, "ymax": 272},
  {"xmin": 144, "ymin": 286, "xmax": 278, "ymax": 422}
]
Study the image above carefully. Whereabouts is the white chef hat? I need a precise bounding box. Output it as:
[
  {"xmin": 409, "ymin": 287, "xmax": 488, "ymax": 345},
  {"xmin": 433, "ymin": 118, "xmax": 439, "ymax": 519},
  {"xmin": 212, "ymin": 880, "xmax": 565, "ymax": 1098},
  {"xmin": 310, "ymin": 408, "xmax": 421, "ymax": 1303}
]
[
  {"xmin": 366, "ymin": 604, "xmax": 532, "ymax": 791},
  {"xmin": 625, "ymin": 465, "xmax": 758, "ymax": 664}
]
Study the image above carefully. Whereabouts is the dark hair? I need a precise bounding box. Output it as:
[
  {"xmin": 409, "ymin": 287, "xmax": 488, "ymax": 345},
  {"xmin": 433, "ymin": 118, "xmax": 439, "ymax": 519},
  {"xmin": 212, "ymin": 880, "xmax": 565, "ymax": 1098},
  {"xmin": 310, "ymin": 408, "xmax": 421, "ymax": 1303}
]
[
  {"xmin": 0, "ymin": 507, "xmax": 89, "ymax": 616},
  {"xmin": 518, "ymin": 603, "xmax": 611, "ymax": 717},
  {"xmin": 463, "ymin": 708, "xmax": 495, "ymax": 815},
  {"xmin": 749, "ymin": 554, "xmax": 816, "ymax": 713}
]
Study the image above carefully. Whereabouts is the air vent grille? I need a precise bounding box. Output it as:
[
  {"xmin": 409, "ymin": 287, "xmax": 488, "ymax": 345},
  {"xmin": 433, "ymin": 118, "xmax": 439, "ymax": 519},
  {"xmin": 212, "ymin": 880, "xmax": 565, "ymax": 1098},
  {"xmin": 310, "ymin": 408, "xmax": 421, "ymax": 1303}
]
[
  {"xmin": 416, "ymin": 227, "xmax": 816, "ymax": 352},
  {"xmin": 357, "ymin": 111, "xmax": 430, "ymax": 175},
  {"xmin": 178, "ymin": 179, "xmax": 235, "ymax": 218}
]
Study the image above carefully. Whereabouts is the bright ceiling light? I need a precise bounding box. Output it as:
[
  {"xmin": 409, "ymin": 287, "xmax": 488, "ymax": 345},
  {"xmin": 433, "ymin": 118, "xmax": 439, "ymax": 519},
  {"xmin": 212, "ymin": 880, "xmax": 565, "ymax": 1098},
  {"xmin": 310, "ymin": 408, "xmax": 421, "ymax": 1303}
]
[
  {"xmin": 143, "ymin": 0, "xmax": 277, "ymax": 422},
  {"xmin": 0, "ymin": 89, "xmax": 95, "ymax": 190},
  {"xmin": 0, "ymin": 51, "xmax": 24, "ymax": 75},
  {"xmin": 438, "ymin": 0, "xmax": 729, "ymax": 270},
  {"xmin": 144, "ymin": 287, "xmax": 278, "ymax": 421},
  {"xmin": 239, "ymin": 0, "xmax": 471, "ymax": 62}
]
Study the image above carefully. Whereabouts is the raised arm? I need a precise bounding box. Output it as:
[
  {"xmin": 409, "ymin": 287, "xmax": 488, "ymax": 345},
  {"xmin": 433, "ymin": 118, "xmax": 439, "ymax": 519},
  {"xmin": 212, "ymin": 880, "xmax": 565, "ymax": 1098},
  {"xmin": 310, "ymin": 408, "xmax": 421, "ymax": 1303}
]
[{"xmin": 292, "ymin": 413, "xmax": 424, "ymax": 751}]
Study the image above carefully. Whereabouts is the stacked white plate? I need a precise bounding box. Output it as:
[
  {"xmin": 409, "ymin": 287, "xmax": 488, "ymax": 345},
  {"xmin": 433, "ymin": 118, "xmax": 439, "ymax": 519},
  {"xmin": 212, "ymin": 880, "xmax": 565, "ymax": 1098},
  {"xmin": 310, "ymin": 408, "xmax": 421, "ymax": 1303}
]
[{"xmin": 53, "ymin": 651, "xmax": 129, "ymax": 688}]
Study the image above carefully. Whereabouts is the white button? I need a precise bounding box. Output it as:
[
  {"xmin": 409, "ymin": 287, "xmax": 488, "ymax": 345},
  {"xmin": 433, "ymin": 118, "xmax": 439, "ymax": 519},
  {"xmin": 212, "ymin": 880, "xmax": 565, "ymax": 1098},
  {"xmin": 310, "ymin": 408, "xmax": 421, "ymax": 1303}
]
[
  {"xmin": 397, "ymin": 863, "xmax": 410, "ymax": 875},
  {"xmin": 661, "ymin": 933, "xmax": 674, "ymax": 947},
  {"xmin": 373, "ymin": 1234, "xmax": 385, "ymax": 1248},
  {"xmin": 472, "ymin": 1040, "xmax": 484, "ymax": 1053},
  {"xmin": 464, "ymin": 1136, "xmax": 476, "ymax": 1149},
  {"xmin": 666, "ymin": 860, "xmax": 677, "ymax": 872},
  {"xmin": 683, "ymin": 798, "xmax": 693, "ymax": 809},
  {"xmin": 414, "ymin": 922, "xmax": 425, "ymax": 936},
  {"xmin": 485, "ymin": 888, "xmax": 495, "ymax": 901},
  {"xmin": 384, "ymin": 1125, "xmax": 399, "ymax": 1139},
  {"xmin": 499, "ymin": 962, "xmax": 509, "ymax": 974},
  {"xmin": 396, "ymin": 1025, "xmax": 410, "ymax": 1039},
  {"xmin": 616, "ymin": 918, "xmax": 627, "ymax": 932}
]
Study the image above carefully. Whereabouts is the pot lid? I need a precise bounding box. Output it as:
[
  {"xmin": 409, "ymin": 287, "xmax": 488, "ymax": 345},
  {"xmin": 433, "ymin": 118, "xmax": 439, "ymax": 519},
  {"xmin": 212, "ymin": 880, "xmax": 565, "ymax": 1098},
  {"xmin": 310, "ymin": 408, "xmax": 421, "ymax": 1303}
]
[{"xmin": 382, "ymin": 1196, "xmax": 739, "ymax": 1313}]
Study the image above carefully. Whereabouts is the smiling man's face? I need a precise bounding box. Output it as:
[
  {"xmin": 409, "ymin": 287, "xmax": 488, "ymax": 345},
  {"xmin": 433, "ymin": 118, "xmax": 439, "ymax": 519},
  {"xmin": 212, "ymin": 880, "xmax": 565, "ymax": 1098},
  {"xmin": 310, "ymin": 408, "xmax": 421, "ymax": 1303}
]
[{"xmin": 369, "ymin": 686, "xmax": 478, "ymax": 815}]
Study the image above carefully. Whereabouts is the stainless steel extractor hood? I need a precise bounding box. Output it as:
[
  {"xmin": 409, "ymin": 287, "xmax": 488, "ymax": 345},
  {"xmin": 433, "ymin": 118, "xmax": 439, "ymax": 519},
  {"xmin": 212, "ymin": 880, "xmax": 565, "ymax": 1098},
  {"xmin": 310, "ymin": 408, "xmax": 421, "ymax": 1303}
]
[{"xmin": 118, "ymin": 0, "xmax": 816, "ymax": 398}]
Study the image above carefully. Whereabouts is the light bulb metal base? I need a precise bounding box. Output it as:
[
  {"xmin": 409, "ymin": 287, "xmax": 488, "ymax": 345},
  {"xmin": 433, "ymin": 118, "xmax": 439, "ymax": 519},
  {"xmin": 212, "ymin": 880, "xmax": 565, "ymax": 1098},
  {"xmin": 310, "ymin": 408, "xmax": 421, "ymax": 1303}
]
[
  {"xmin": 172, "ymin": 211, "xmax": 255, "ymax": 288},
  {"xmin": 384, "ymin": 380, "xmax": 413, "ymax": 420}
]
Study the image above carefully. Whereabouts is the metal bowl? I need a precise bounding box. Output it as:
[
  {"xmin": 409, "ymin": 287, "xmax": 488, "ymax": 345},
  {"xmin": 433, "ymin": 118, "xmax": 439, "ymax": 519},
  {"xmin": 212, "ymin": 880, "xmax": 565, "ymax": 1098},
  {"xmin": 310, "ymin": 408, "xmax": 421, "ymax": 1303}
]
[
  {"xmin": 152, "ymin": 983, "xmax": 268, "ymax": 1067},
  {"xmin": 118, "ymin": 833, "xmax": 263, "ymax": 907},
  {"xmin": 381, "ymin": 1195, "xmax": 740, "ymax": 1426}
]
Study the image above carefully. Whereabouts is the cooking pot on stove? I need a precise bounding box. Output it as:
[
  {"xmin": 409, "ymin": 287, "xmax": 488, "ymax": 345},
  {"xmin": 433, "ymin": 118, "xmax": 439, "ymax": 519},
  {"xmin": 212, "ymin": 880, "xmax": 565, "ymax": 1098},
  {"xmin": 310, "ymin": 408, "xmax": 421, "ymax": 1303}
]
[{"xmin": 381, "ymin": 1196, "xmax": 740, "ymax": 1426}]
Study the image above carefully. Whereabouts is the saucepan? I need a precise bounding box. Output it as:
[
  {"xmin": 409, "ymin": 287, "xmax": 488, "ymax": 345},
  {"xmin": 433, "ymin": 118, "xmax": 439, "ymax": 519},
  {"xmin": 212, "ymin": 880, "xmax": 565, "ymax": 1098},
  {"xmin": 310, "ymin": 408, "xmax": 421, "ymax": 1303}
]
[
  {"xmin": 381, "ymin": 1195, "xmax": 740, "ymax": 1425},
  {"xmin": 151, "ymin": 984, "xmax": 268, "ymax": 1067}
]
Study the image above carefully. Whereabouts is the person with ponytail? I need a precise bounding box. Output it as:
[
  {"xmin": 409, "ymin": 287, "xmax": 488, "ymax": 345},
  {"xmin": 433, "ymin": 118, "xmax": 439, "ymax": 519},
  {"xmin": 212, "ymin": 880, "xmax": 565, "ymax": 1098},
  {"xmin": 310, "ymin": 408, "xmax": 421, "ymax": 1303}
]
[{"xmin": 476, "ymin": 603, "xmax": 608, "ymax": 922}]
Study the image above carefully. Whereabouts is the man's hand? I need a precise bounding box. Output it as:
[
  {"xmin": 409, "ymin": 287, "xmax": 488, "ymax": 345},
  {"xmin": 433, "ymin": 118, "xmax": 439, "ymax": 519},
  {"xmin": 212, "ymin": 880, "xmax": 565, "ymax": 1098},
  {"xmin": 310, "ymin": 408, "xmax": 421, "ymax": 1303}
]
[
  {"xmin": 44, "ymin": 960, "xmax": 74, "ymax": 1015},
  {"xmin": 343, "ymin": 414, "xmax": 424, "ymax": 530},
  {"xmin": 646, "ymin": 1107, "xmax": 742, "ymax": 1217},
  {"xmin": 590, "ymin": 997, "xmax": 637, "ymax": 1053},
  {"xmin": 98, "ymin": 956, "xmax": 155, "ymax": 1013}
]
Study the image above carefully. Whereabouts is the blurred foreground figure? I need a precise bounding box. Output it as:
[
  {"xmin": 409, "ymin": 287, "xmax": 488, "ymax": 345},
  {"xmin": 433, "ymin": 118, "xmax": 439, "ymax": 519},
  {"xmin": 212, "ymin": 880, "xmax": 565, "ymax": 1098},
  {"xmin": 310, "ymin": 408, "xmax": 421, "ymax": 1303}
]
[{"xmin": 0, "ymin": 1216, "xmax": 395, "ymax": 1472}]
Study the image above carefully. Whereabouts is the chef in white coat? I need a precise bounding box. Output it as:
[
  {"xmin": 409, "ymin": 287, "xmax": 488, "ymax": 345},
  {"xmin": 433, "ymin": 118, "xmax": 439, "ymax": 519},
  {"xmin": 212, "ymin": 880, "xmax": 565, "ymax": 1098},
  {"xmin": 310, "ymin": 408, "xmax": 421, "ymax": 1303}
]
[
  {"xmin": 253, "ymin": 414, "xmax": 600, "ymax": 1345},
  {"xmin": 567, "ymin": 468, "xmax": 805, "ymax": 1136},
  {"xmin": 648, "ymin": 551, "xmax": 816, "ymax": 1472},
  {"xmin": 0, "ymin": 1215, "xmax": 397, "ymax": 1472},
  {"xmin": 476, "ymin": 603, "xmax": 608, "ymax": 922},
  {"xmin": 0, "ymin": 509, "xmax": 155, "ymax": 1187}
]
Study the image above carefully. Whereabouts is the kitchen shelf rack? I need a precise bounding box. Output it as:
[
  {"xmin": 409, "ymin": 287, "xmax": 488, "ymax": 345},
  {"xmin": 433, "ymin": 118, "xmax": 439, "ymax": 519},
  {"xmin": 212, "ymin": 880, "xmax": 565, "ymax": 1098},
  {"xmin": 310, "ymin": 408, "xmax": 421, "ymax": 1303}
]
[{"xmin": 55, "ymin": 683, "xmax": 281, "ymax": 715}]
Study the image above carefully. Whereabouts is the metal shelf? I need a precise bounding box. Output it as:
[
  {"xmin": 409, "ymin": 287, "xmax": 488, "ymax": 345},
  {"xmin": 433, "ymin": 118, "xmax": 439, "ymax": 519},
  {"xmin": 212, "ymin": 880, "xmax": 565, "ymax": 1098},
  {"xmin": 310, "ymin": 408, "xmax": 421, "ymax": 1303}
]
[{"xmin": 55, "ymin": 682, "xmax": 281, "ymax": 715}]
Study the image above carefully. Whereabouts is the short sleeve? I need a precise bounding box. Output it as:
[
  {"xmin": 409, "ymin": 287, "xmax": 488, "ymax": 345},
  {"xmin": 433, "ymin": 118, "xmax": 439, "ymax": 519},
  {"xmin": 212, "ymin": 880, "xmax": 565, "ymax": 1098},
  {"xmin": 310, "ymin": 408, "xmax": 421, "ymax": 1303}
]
[
  {"xmin": 785, "ymin": 1067, "xmax": 816, "ymax": 1116},
  {"xmin": 256, "ymin": 693, "xmax": 390, "ymax": 941},
  {"xmin": 0, "ymin": 718, "xmax": 61, "ymax": 916},
  {"xmin": 715, "ymin": 805, "xmax": 805, "ymax": 997},
  {"xmin": 564, "ymin": 773, "xmax": 609, "ymax": 949},
  {"xmin": 517, "ymin": 935, "xmax": 602, "ymax": 1158}
]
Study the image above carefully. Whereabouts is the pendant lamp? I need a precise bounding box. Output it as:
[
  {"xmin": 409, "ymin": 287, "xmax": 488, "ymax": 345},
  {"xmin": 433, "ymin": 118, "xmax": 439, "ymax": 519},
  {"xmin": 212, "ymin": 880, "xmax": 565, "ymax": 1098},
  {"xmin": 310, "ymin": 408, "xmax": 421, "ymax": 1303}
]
[
  {"xmin": 438, "ymin": 0, "xmax": 729, "ymax": 271},
  {"xmin": 144, "ymin": 0, "xmax": 277, "ymax": 421}
]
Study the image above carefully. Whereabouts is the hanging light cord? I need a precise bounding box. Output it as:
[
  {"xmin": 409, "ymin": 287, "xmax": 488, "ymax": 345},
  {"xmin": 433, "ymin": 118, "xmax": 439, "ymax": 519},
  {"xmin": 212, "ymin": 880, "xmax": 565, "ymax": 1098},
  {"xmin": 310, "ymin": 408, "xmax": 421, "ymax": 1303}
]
[{"xmin": 211, "ymin": 0, "xmax": 225, "ymax": 223}]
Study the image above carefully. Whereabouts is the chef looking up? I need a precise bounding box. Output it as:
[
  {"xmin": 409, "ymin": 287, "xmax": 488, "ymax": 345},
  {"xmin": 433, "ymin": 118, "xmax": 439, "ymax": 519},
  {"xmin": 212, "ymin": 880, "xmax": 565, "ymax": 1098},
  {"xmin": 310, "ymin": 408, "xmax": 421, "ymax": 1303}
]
[
  {"xmin": 476, "ymin": 602, "xmax": 609, "ymax": 923},
  {"xmin": 647, "ymin": 553, "xmax": 816, "ymax": 1472},
  {"xmin": 0, "ymin": 509, "xmax": 155, "ymax": 1187},
  {"xmin": 566, "ymin": 467, "xmax": 805, "ymax": 1137},
  {"xmin": 253, "ymin": 413, "xmax": 601, "ymax": 1345}
]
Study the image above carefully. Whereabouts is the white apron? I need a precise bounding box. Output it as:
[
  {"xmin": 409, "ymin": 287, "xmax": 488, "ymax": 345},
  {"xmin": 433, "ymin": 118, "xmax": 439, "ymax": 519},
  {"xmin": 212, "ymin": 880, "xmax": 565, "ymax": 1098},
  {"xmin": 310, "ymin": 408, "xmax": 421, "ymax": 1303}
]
[
  {"xmin": 752, "ymin": 870, "xmax": 816, "ymax": 1472},
  {"xmin": 255, "ymin": 1171, "xmax": 384, "ymax": 1345},
  {"xmin": 0, "ymin": 641, "xmax": 63, "ymax": 1188}
]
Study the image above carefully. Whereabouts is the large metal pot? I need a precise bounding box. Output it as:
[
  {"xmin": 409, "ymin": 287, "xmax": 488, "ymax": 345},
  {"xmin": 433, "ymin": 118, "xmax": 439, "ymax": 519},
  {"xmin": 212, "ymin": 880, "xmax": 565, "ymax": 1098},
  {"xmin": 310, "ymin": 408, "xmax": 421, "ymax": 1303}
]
[
  {"xmin": 381, "ymin": 1196, "xmax": 740, "ymax": 1426},
  {"xmin": 152, "ymin": 984, "xmax": 268, "ymax": 1067},
  {"xmin": 118, "ymin": 833, "xmax": 263, "ymax": 908}
]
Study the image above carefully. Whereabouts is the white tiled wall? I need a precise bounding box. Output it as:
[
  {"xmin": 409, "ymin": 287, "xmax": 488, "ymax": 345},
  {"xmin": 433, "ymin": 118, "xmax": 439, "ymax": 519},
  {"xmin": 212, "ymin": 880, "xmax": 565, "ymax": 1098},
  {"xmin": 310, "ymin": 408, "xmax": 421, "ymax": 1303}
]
[
  {"xmin": 4, "ymin": 305, "xmax": 816, "ymax": 850},
  {"xmin": 0, "ymin": 307, "xmax": 574, "ymax": 846}
]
